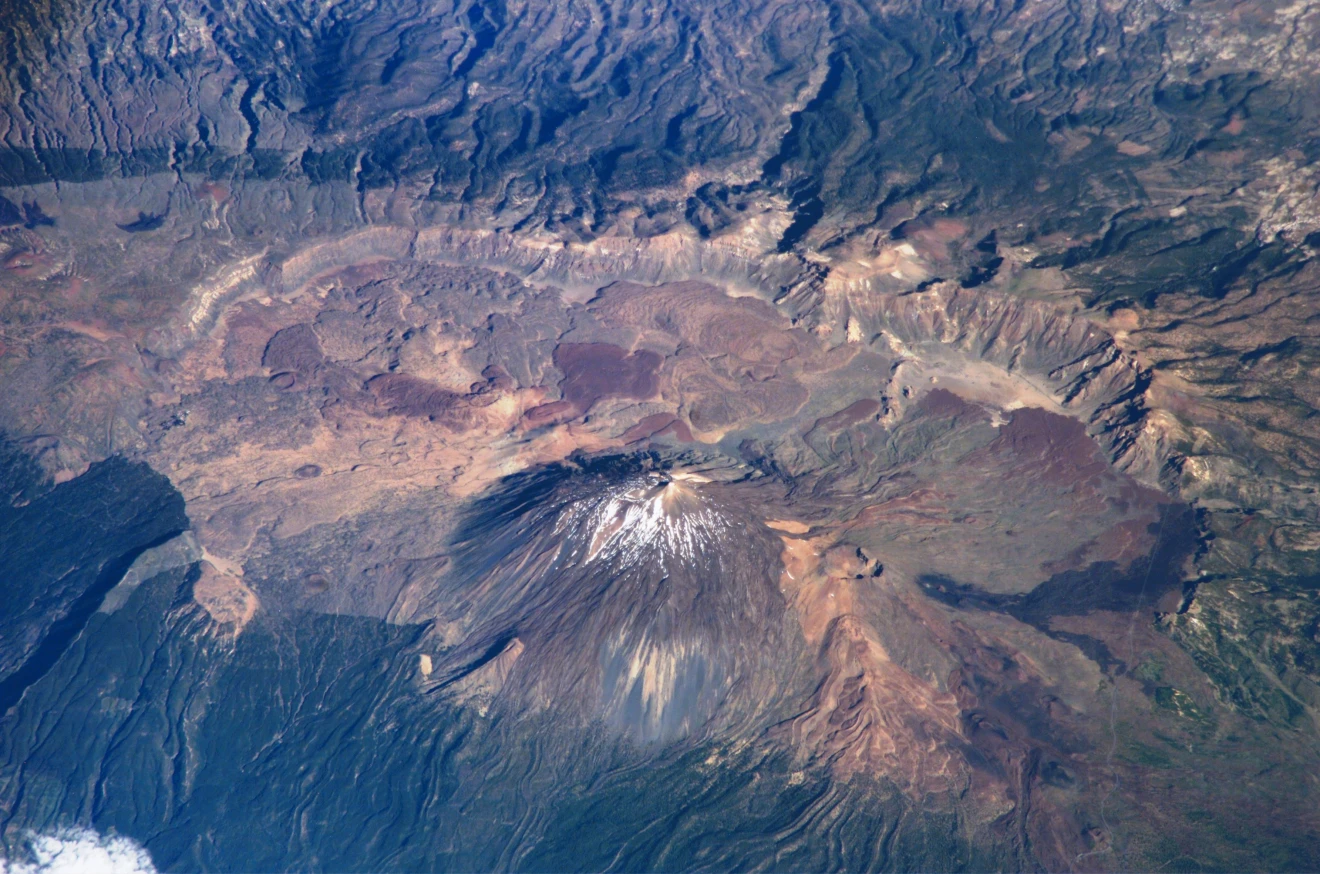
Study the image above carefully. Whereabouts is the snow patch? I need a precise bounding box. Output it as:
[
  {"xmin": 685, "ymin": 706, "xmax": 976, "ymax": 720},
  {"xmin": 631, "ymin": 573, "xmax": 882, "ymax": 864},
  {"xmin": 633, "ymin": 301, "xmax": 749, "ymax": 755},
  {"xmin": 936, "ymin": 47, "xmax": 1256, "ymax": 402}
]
[{"xmin": 558, "ymin": 472, "xmax": 729, "ymax": 571}]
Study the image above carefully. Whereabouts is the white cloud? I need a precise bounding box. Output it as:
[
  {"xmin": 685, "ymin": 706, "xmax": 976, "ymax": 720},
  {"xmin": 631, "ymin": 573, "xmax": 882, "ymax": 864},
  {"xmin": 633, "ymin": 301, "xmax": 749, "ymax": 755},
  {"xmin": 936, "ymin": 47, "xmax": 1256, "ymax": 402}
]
[{"xmin": 1, "ymin": 828, "xmax": 157, "ymax": 874}]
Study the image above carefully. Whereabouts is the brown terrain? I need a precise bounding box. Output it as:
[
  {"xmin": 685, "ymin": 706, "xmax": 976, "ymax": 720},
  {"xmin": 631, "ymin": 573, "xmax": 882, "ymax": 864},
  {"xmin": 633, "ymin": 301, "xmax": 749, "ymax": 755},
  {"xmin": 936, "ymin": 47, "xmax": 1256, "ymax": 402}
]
[
  {"xmin": 0, "ymin": 235, "xmax": 1206, "ymax": 865},
  {"xmin": 0, "ymin": 228, "xmax": 1309, "ymax": 865},
  {"xmin": 2, "ymin": 0, "xmax": 1320, "ymax": 867}
]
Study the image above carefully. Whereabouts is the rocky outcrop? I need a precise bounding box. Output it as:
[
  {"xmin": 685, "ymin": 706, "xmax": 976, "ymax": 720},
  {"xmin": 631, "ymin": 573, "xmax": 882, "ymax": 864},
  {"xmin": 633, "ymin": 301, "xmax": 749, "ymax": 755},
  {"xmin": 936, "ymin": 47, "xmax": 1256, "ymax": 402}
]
[
  {"xmin": 431, "ymin": 636, "xmax": 525, "ymax": 717},
  {"xmin": 774, "ymin": 615, "xmax": 966, "ymax": 795}
]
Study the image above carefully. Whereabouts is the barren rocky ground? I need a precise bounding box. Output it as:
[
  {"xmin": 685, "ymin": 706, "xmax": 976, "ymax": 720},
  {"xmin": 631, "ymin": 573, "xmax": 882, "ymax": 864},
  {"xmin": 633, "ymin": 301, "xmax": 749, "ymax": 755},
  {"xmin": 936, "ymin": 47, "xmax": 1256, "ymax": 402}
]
[{"xmin": 1, "ymin": 0, "xmax": 1320, "ymax": 871}]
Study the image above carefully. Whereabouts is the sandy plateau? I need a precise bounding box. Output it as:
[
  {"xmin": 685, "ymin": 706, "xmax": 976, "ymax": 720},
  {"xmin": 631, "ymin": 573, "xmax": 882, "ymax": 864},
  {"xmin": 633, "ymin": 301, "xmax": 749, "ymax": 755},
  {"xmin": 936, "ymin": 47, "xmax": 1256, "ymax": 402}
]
[{"xmin": 191, "ymin": 559, "xmax": 259, "ymax": 632}]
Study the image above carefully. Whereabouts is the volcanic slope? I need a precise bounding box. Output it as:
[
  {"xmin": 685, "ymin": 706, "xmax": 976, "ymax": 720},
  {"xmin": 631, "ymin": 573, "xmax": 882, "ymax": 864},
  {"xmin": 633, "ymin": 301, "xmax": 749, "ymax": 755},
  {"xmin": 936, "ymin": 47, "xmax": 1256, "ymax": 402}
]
[{"xmin": 424, "ymin": 458, "xmax": 797, "ymax": 744}]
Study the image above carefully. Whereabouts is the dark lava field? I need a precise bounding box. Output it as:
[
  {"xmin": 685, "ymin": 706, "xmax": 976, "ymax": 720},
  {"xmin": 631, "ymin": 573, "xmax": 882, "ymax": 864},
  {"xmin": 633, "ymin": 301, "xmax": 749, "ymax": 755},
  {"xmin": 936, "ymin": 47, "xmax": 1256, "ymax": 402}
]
[{"xmin": 2, "ymin": 0, "xmax": 1320, "ymax": 871}]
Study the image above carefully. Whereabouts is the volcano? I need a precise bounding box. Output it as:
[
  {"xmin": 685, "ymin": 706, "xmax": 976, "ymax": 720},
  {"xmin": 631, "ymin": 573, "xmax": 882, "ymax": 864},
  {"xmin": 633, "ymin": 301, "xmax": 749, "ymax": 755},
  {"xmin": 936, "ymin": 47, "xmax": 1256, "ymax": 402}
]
[
  {"xmin": 427, "ymin": 456, "xmax": 798, "ymax": 744},
  {"xmin": 5, "ymin": 0, "xmax": 1320, "ymax": 868}
]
